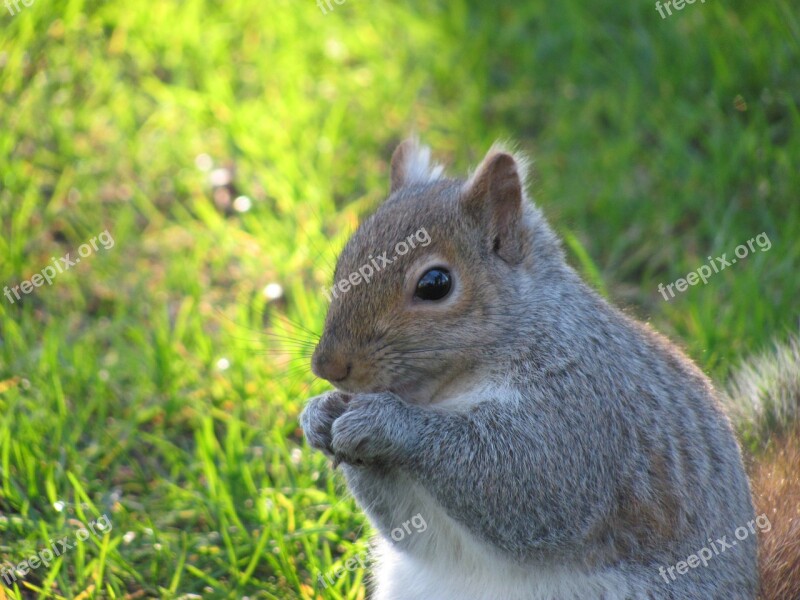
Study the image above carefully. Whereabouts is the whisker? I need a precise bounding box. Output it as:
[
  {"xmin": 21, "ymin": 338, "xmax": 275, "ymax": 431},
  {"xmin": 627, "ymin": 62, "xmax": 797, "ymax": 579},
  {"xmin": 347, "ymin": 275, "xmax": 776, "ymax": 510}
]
[
  {"xmin": 384, "ymin": 344, "xmax": 490, "ymax": 356},
  {"xmin": 258, "ymin": 337, "xmax": 318, "ymax": 350},
  {"xmin": 255, "ymin": 329, "xmax": 318, "ymax": 344},
  {"xmin": 258, "ymin": 353, "xmax": 315, "ymax": 364},
  {"xmin": 213, "ymin": 308, "xmax": 319, "ymax": 351},
  {"xmin": 299, "ymin": 375, "xmax": 322, "ymax": 396},
  {"xmin": 269, "ymin": 312, "xmax": 321, "ymax": 340},
  {"xmin": 296, "ymin": 206, "xmax": 338, "ymax": 274}
]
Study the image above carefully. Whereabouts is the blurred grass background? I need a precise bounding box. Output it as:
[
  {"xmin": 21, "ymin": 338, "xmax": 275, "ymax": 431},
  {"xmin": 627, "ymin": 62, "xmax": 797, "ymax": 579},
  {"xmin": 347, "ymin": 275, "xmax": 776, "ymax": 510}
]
[{"xmin": 0, "ymin": 0, "xmax": 798, "ymax": 597}]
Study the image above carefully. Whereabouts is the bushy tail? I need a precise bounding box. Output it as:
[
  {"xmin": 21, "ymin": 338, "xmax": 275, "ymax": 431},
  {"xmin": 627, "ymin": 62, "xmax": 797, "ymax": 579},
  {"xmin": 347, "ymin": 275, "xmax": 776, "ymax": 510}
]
[
  {"xmin": 750, "ymin": 424, "xmax": 800, "ymax": 600},
  {"xmin": 725, "ymin": 333, "xmax": 800, "ymax": 600}
]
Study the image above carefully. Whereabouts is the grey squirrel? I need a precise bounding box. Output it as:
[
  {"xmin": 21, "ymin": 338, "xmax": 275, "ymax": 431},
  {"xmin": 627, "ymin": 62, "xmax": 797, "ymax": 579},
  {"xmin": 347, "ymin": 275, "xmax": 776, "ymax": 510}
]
[{"xmin": 300, "ymin": 139, "xmax": 800, "ymax": 599}]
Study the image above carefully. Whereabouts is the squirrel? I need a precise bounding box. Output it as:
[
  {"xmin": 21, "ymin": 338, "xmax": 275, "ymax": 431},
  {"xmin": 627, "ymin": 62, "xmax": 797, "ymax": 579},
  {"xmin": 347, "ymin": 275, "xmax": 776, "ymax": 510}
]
[{"xmin": 300, "ymin": 138, "xmax": 800, "ymax": 600}]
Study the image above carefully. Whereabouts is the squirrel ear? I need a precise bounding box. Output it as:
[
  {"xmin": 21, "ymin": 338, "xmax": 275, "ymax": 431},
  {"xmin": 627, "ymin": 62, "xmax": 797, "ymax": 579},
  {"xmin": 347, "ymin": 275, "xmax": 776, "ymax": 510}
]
[
  {"xmin": 390, "ymin": 138, "xmax": 445, "ymax": 193},
  {"xmin": 461, "ymin": 149, "xmax": 526, "ymax": 264}
]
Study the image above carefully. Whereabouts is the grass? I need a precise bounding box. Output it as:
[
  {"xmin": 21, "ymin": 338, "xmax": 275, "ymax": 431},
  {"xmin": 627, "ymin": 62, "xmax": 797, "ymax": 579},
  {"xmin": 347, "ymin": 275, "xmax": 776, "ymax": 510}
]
[{"xmin": 0, "ymin": 0, "xmax": 798, "ymax": 597}]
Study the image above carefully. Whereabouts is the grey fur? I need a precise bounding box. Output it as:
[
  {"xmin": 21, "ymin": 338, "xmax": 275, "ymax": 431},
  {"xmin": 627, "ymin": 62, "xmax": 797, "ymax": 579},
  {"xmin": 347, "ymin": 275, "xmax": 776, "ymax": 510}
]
[
  {"xmin": 301, "ymin": 141, "xmax": 758, "ymax": 598},
  {"xmin": 726, "ymin": 334, "xmax": 800, "ymax": 446}
]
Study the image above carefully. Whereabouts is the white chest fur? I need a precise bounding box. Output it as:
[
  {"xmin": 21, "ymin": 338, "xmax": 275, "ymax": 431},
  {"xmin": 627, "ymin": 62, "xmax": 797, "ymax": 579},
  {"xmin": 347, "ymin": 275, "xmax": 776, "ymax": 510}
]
[{"xmin": 368, "ymin": 480, "xmax": 632, "ymax": 600}]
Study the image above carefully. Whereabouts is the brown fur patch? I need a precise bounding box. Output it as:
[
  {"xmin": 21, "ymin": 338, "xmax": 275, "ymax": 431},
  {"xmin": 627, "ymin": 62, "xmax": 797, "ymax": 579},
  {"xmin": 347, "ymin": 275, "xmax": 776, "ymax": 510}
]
[
  {"xmin": 585, "ymin": 452, "xmax": 684, "ymax": 567},
  {"xmin": 752, "ymin": 425, "xmax": 800, "ymax": 600}
]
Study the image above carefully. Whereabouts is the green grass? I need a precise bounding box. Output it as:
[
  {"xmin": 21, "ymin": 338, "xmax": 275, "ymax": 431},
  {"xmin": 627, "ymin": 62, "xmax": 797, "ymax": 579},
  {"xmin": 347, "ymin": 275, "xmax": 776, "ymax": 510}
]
[{"xmin": 0, "ymin": 0, "xmax": 798, "ymax": 597}]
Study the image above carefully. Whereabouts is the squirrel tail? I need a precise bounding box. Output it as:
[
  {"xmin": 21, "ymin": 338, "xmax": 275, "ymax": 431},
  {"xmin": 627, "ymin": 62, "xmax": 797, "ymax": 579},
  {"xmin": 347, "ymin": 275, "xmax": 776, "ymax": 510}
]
[{"xmin": 725, "ymin": 333, "xmax": 800, "ymax": 600}]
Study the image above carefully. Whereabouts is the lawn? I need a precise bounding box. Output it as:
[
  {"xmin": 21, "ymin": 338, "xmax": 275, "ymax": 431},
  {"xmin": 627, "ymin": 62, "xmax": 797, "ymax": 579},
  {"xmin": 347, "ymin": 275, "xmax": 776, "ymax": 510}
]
[{"xmin": 0, "ymin": 0, "xmax": 798, "ymax": 598}]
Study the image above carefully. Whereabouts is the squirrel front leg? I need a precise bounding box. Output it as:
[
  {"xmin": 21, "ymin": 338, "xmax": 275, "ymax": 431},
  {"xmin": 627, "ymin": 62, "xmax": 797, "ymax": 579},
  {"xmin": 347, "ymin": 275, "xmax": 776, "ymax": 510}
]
[
  {"xmin": 332, "ymin": 392, "xmax": 619, "ymax": 561},
  {"xmin": 329, "ymin": 392, "xmax": 418, "ymax": 466}
]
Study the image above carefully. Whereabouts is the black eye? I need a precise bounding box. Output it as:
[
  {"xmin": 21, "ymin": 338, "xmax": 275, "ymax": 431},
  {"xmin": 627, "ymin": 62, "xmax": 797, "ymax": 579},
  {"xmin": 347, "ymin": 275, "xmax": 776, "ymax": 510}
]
[{"xmin": 414, "ymin": 268, "xmax": 452, "ymax": 301}]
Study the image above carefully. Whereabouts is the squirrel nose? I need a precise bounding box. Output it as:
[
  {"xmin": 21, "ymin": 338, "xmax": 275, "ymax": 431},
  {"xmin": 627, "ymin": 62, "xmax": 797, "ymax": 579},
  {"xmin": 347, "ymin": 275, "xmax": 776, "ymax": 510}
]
[{"xmin": 311, "ymin": 351, "xmax": 352, "ymax": 383}]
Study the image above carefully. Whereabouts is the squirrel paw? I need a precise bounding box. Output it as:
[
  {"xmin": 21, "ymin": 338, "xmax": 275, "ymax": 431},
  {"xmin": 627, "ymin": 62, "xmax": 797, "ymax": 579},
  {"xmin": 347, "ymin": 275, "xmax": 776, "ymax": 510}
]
[
  {"xmin": 300, "ymin": 390, "xmax": 351, "ymax": 457},
  {"xmin": 330, "ymin": 392, "xmax": 411, "ymax": 467}
]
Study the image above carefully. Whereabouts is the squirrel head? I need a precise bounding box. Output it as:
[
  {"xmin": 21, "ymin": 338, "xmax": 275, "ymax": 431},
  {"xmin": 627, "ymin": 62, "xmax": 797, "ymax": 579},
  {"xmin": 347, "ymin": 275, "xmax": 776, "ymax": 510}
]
[{"xmin": 312, "ymin": 138, "xmax": 566, "ymax": 404}]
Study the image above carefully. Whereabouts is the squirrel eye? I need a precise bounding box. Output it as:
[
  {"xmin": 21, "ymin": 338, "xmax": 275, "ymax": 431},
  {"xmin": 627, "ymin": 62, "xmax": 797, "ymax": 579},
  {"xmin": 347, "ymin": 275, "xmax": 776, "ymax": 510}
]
[{"xmin": 414, "ymin": 268, "xmax": 452, "ymax": 301}]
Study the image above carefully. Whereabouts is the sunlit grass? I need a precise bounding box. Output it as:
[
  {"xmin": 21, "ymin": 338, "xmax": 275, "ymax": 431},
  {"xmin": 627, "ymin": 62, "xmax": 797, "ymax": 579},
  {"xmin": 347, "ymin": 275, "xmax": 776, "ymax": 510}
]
[{"xmin": 0, "ymin": 0, "xmax": 798, "ymax": 597}]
